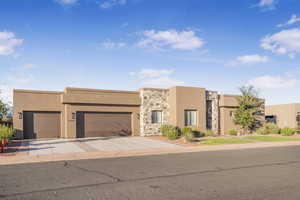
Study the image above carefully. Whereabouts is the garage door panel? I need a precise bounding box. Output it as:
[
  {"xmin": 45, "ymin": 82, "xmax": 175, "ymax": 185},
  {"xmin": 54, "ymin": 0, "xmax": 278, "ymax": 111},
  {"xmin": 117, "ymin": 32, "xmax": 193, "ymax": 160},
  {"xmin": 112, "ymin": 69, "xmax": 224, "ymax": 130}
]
[
  {"xmin": 23, "ymin": 112, "xmax": 61, "ymax": 139},
  {"xmin": 78, "ymin": 112, "xmax": 132, "ymax": 138}
]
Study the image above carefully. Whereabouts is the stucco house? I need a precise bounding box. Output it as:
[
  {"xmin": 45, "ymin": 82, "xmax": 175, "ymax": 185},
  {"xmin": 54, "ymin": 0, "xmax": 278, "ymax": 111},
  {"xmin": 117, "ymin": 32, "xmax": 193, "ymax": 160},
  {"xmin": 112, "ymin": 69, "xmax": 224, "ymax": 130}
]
[
  {"xmin": 13, "ymin": 86, "xmax": 259, "ymax": 139},
  {"xmin": 265, "ymin": 103, "xmax": 300, "ymax": 128}
]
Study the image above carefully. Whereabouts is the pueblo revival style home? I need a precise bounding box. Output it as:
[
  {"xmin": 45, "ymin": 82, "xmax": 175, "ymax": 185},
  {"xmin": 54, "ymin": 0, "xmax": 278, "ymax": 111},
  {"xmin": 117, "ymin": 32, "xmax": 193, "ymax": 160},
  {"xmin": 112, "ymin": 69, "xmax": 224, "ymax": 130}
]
[
  {"xmin": 265, "ymin": 103, "xmax": 300, "ymax": 128},
  {"xmin": 13, "ymin": 86, "xmax": 254, "ymax": 139}
]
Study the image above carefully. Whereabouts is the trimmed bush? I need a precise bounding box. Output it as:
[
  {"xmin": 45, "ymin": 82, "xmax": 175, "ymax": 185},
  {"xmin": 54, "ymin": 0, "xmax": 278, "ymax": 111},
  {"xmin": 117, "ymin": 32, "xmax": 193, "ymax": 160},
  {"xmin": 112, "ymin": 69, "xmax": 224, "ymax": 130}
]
[
  {"xmin": 191, "ymin": 128, "xmax": 204, "ymax": 137},
  {"xmin": 160, "ymin": 124, "xmax": 180, "ymax": 140},
  {"xmin": 0, "ymin": 126, "xmax": 14, "ymax": 140},
  {"xmin": 167, "ymin": 127, "xmax": 181, "ymax": 140},
  {"xmin": 205, "ymin": 130, "xmax": 216, "ymax": 137},
  {"xmin": 160, "ymin": 124, "xmax": 174, "ymax": 137},
  {"xmin": 228, "ymin": 128, "xmax": 238, "ymax": 136},
  {"xmin": 294, "ymin": 126, "xmax": 300, "ymax": 134},
  {"xmin": 280, "ymin": 127, "xmax": 295, "ymax": 136},
  {"xmin": 181, "ymin": 127, "xmax": 193, "ymax": 135},
  {"xmin": 256, "ymin": 123, "xmax": 280, "ymax": 135},
  {"xmin": 181, "ymin": 127, "xmax": 194, "ymax": 142}
]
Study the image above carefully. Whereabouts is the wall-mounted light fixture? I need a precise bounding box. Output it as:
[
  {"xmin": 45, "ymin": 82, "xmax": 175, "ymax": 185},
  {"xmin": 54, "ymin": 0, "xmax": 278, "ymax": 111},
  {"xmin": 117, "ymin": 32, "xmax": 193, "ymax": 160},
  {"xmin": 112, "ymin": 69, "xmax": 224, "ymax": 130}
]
[
  {"xmin": 18, "ymin": 112, "xmax": 23, "ymax": 119},
  {"xmin": 72, "ymin": 112, "xmax": 76, "ymax": 120}
]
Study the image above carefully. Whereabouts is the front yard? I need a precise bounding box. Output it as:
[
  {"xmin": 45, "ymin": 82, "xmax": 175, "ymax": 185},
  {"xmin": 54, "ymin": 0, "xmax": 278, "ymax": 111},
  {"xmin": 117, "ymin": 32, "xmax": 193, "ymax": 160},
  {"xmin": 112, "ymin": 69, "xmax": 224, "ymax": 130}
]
[{"xmin": 198, "ymin": 135, "xmax": 300, "ymax": 145}]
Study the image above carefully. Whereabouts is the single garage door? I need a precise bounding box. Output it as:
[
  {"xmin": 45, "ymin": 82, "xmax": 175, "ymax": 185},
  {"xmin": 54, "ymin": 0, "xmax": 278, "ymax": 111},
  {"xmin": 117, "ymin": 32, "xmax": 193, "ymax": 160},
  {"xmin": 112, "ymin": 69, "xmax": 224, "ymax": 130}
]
[
  {"xmin": 76, "ymin": 112, "xmax": 132, "ymax": 138},
  {"xmin": 23, "ymin": 112, "xmax": 61, "ymax": 139}
]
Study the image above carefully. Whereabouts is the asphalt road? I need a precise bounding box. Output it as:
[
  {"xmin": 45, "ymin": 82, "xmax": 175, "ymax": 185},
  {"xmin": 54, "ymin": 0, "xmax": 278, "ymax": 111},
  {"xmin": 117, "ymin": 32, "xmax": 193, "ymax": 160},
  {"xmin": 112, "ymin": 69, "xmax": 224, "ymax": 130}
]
[{"xmin": 1, "ymin": 145, "xmax": 300, "ymax": 200}]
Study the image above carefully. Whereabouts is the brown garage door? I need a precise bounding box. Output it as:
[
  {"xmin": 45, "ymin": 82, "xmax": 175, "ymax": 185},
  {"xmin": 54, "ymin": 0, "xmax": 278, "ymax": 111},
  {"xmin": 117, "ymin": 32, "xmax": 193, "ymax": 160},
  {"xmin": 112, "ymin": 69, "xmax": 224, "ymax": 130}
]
[
  {"xmin": 23, "ymin": 112, "xmax": 61, "ymax": 139},
  {"xmin": 76, "ymin": 112, "xmax": 132, "ymax": 138}
]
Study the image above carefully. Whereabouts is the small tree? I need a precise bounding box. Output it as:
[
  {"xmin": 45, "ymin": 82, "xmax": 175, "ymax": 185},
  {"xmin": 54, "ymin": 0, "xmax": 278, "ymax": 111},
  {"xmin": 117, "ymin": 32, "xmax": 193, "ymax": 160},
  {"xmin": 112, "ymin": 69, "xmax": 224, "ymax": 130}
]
[
  {"xmin": 0, "ymin": 90, "xmax": 9, "ymax": 121},
  {"xmin": 233, "ymin": 86, "xmax": 264, "ymax": 135}
]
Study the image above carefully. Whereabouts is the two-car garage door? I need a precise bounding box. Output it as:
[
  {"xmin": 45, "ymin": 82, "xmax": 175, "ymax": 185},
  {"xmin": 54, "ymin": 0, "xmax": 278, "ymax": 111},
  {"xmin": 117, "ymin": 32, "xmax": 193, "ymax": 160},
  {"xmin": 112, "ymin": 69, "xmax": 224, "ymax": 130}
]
[{"xmin": 76, "ymin": 112, "xmax": 132, "ymax": 138}]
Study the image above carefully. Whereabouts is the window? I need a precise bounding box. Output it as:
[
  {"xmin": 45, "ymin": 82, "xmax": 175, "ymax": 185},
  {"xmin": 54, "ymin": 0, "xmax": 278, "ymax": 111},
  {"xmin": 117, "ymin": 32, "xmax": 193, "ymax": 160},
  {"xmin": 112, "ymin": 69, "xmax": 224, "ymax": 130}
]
[
  {"xmin": 151, "ymin": 111, "xmax": 162, "ymax": 124},
  {"xmin": 185, "ymin": 110, "xmax": 197, "ymax": 126},
  {"xmin": 266, "ymin": 115, "xmax": 277, "ymax": 124}
]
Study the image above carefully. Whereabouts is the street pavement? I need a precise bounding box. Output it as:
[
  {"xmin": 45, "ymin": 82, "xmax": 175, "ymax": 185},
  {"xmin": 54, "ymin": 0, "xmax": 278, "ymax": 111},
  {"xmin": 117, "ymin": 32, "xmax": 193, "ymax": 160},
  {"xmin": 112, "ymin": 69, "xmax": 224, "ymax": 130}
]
[{"xmin": 1, "ymin": 145, "xmax": 300, "ymax": 200}]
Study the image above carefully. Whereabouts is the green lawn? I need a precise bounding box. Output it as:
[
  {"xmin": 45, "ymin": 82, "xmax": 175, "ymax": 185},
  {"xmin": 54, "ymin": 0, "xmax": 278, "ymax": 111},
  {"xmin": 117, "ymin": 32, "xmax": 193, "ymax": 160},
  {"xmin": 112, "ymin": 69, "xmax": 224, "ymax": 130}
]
[
  {"xmin": 246, "ymin": 136, "xmax": 300, "ymax": 142},
  {"xmin": 200, "ymin": 137, "xmax": 255, "ymax": 145},
  {"xmin": 199, "ymin": 135, "xmax": 300, "ymax": 145}
]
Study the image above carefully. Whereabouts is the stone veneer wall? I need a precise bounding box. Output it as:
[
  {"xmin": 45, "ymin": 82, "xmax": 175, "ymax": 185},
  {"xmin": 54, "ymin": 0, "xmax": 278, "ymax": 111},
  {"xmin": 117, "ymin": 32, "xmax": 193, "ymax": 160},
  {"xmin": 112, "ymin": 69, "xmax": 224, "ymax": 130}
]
[
  {"xmin": 206, "ymin": 91, "xmax": 219, "ymax": 134},
  {"xmin": 140, "ymin": 88, "xmax": 169, "ymax": 136}
]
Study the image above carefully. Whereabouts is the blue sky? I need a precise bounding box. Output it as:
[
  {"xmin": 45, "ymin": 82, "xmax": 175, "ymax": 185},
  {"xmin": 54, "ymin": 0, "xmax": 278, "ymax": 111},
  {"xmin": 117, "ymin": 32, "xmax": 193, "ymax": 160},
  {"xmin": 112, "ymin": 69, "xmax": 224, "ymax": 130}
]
[{"xmin": 1, "ymin": 0, "xmax": 300, "ymax": 105}]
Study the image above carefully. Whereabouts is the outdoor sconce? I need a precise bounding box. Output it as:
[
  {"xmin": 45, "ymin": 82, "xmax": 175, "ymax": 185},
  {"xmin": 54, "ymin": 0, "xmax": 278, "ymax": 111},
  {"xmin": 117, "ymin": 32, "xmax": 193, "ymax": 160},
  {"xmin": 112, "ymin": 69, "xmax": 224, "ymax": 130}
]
[
  {"xmin": 72, "ymin": 112, "xmax": 76, "ymax": 120},
  {"xmin": 18, "ymin": 112, "xmax": 23, "ymax": 119}
]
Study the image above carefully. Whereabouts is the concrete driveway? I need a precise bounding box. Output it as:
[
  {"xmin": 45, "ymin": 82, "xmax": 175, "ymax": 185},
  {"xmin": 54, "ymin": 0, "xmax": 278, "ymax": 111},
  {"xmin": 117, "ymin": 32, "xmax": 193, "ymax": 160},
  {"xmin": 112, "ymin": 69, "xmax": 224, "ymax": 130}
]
[{"xmin": 20, "ymin": 137, "xmax": 179, "ymax": 156}]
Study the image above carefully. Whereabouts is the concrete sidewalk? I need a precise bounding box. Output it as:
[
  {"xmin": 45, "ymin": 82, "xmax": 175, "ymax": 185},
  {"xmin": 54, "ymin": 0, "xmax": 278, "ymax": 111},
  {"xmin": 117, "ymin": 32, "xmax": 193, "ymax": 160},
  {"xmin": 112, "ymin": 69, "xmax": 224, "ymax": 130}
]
[{"xmin": 1, "ymin": 139, "xmax": 300, "ymax": 165}]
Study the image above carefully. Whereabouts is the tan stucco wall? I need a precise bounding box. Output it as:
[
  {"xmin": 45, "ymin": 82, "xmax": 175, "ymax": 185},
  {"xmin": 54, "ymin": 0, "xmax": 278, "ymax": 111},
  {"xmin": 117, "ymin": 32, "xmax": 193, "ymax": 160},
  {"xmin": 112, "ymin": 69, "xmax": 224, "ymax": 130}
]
[
  {"xmin": 13, "ymin": 90, "xmax": 64, "ymax": 138},
  {"xmin": 265, "ymin": 104, "xmax": 300, "ymax": 128},
  {"xmin": 219, "ymin": 95, "xmax": 239, "ymax": 135},
  {"xmin": 62, "ymin": 88, "xmax": 140, "ymax": 105},
  {"xmin": 168, "ymin": 86, "xmax": 206, "ymax": 132}
]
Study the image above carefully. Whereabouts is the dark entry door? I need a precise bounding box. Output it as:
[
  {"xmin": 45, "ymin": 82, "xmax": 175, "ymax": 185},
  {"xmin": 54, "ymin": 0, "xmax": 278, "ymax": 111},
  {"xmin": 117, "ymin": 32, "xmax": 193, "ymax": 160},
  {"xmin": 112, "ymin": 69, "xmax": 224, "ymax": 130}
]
[
  {"xmin": 23, "ymin": 112, "xmax": 61, "ymax": 139},
  {"xmin": 76, "ymin": 112, "xmax": 132, "ymax": 138}
]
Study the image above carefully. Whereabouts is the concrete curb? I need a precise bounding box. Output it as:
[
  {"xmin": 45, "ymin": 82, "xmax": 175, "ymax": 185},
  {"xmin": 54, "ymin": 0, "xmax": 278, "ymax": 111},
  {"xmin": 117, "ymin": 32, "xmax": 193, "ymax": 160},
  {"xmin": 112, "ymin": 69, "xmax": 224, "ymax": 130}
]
[{"xmin": 1, "ymin": 141, "xmax": 300, "ymax": 165}]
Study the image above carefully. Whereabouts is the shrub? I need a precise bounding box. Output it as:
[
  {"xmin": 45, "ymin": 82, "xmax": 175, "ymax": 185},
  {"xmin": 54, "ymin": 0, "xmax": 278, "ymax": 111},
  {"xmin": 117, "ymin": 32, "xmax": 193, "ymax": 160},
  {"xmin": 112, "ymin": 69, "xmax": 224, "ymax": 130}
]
[
  {"xmin": 184, "ymin": 131, "xmax": 194, "ymax": 142},
  {"xmin": 256, "ymin": 123, "xmax": 280, "ymax": 135},
  {"xmin": 294, "ymin": 126, "xmax": 300, "ymax": 134},
  {"xmin": 280, "ymin": 127, "xmax": 295, "ymax": 136},
  {"xmin": 181, "ymin": 127, "xmax": 193, "ymax": 135},
  {"xmin": 228, "ymin": 128, "xmax": 238, "ymax": 136},
  {"xmin": 181, "ymin": 127, "xmax": 194, "ymax": 142},
  {"xmin": 166, "ymin": 127, "xmax": 181, "ymax": 140},
  {"xmin": 191, "ymin": 128, "xmax": 205, "ymax": 137},
  {"xmin": 160, "ymin": 124, "xmax": 174, "ymax": 137},
  {"xmin": 160, "ymin": 124, "xmax": 180, "ymax": 140},
  {"xmin": 0, "ymin": 126, "xmax": 14, "ymax": 140},
  {"xmin": 205, "ymin": 130, "xmax": 216, "ymax": 137}
]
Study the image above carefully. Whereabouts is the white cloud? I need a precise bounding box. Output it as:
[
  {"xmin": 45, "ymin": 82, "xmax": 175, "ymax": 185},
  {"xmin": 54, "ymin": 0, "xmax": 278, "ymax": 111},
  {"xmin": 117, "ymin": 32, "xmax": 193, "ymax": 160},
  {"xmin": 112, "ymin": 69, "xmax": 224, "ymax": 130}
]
[
  {"xmin": 100, "ymin": 0, "xmax": 127, "ymax": 9},
  {"xmin": 0, "ymin": 31, "xmax": 23, "ymax": 56},
  {"xmin": 137, "ymin": 29, "xmax": 205, "ymax": 51},
  {"xmin": 55, "ymin": 0, "xmax": 78, "ymax": 5},
  {"xmin": 247, "ymin": 75, "xmax": 298, "ymax": 89},
  {"xmin": 130, "ymin": 69, "xmax": 184, "ymax": 87},
  {"xmin": 233, "ymin": 54, "xmax": 269, "ymax": 65},
  {"xmin": 0, "ymin": 64, "xmax": 36, "ymax": 103},
  {"xmin": 261, "ymin": 28, "xmax": 300, "ymax": 58},
  {"xmin": 257, "ymin": 0, "xmax": 277, "ymax": 10},
  {"xmin": 100, "ymin": 40, "xmax": 126, "ymax": 49},
  {"xmin": 277, "ymin": 15, "xmax": 300, "ymax": 27}
]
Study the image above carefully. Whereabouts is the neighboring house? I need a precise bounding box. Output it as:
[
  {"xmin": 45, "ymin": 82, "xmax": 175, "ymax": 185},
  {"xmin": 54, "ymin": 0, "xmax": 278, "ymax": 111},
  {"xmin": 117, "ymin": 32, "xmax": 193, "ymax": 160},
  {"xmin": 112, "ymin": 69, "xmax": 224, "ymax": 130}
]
[
  {"xmin": 13, "ymin": 86, "xmax": 260, "ymax": 139},
  {"xmin": 265, "ymin": 104, "xmax": 300, "ymax": 128}
]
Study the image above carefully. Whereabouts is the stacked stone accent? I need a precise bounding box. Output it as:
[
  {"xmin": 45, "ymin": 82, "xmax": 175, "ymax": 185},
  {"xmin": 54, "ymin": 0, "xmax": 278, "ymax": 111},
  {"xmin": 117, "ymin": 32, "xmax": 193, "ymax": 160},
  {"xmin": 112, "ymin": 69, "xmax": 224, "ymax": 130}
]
[
  {"xmin": 206, "ymin": 90, "xmax": 219, "ymax": 134},
  {"xmin": 140, "ymin": 88, "xmax": 169, "ymax": 136}
]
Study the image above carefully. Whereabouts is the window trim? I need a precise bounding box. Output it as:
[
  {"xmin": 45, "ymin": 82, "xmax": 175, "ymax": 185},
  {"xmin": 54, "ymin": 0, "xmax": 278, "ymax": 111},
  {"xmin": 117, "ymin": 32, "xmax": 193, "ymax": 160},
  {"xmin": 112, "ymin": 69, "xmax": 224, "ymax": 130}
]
[
  {"xmin": 184, "ymin": 110, "xmax": 197, "ymax": 126},
  {"xmin": 151, "ymin": 110, "xmax": 163, "ymax": 124}
]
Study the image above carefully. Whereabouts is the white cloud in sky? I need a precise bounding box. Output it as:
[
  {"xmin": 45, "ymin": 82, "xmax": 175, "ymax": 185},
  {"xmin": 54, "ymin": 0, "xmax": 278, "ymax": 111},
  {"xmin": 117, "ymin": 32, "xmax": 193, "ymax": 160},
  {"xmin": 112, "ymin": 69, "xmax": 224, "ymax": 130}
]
[
  {"xmin": 247, "ymin": 75, "xmax": 298, "ymax": 89},
  {"xmin": 0, "ymin": 64, "xmax": 36, "ymax": 103},
  {"xmin": 277, "ymin": 15, "xmax": 300, "ymax": 27},
  {"xmin": 261, "ymin": 28, "xmax": 300, "ymax": 58},
  {"xmin": 55, "ymin": 0, "xmax": 78, "ymax": 5},
  {"xmin": 233, "ymin": 54, "xmax": 269, "ymax": 65},
  {"xmin": 0, "ymin": 31, "xmax": 23, "ymax": 56},
  {"xmin": 137, "ymin": 29, "xmax": 204, "ymax": 51},
  {"xmin": 257, "ymin": 0, "xmax": 277, "ymax": 10},
  {"xmin": 100, "ymin": 0, "xmax": 127, "ymax": 9},
  {"xmin": 100, "ymin": 40, "xmax": 127, "ymax": 49},
  {"xmin": 130, "ymin": 69, "xmax": 184, "ymax": 87}
]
